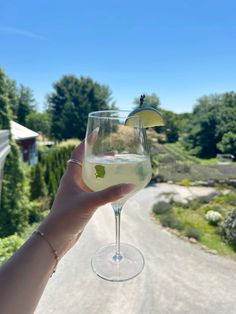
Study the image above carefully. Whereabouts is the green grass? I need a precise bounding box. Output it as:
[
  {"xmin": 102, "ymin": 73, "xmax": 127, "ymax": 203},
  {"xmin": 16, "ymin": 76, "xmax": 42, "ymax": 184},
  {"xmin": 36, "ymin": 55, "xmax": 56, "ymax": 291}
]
[{"xmin": 173, "ymin": 206, "xmax": 235, "ymax": 256}]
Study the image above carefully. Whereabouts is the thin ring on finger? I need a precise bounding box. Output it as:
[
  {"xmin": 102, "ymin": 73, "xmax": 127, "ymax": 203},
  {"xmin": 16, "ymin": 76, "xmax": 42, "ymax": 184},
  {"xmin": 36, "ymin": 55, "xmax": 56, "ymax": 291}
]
[{"xmin": 67, "ymin": 158, "xmax": 83, "ymax": 167}]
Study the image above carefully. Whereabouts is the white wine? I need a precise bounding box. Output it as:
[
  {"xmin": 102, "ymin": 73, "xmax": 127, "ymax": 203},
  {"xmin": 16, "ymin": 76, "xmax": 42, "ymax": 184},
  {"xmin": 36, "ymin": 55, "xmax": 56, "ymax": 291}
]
[{"xmin": 82, "ymin": 154, "xmax": 152, "ymax": 203}]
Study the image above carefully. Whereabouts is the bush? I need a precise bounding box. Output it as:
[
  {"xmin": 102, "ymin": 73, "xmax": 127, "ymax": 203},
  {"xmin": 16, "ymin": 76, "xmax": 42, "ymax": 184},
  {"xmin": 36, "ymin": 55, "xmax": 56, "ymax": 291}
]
[
  {"xmin": 0, "ymin": 234, "xmax": 23, "ymax": 264},
  {"xmin": 197, "ymin": 192, "xmax": 218, "ymax": 204},
  {"xmin": 185, "ymin": 227, "xmax": 201, "ymax": 241},
  {"xmin": 159, "ymin": 155, "xmax": 176, "ymax": 164},
  {"xmin": 28, "ymin": 201, "xmax": 45, "ymax": 224},
  {"xmin": 205, "ymin": 210, "xmax": 222, "ymax": 226},
  {"xmin": 180, "ymin": 178, "xmax": 191, "ymax": 186},
  {"xmin": 152, "ymin": 201, "xmax": 172, "ymax": 215},
  {"xmin": 160, "ymin": 214, "xmax": 184, "ymax": 230},
  {"xmin": 221, "ymin": 210, "xmax": 236, "ymax": 249}
]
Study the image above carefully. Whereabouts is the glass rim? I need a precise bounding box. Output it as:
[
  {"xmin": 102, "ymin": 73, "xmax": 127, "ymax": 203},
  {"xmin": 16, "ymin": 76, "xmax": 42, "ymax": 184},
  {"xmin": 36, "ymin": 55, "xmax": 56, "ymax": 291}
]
[{"xmin": 88, "ymin": 110, "xmax": 131, "ymax": 118}]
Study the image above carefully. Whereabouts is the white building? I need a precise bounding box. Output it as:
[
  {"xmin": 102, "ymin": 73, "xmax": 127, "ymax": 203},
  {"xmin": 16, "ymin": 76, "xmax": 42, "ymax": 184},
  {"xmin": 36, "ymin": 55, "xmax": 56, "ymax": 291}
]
[{"xmin": 10, "ymin": 121, "xmax": 38, "ymax": 165}]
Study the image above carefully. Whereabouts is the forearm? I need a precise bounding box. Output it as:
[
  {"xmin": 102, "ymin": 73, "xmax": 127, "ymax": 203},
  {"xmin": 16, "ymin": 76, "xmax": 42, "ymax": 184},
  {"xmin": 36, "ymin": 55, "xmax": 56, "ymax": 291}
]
[{"xmin": 0, "ymin": 232, "xmax": 57, "ymax": 314}]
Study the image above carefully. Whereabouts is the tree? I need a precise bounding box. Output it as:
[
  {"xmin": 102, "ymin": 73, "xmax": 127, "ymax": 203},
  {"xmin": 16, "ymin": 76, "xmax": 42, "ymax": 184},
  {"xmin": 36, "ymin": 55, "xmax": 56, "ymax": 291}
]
[
  {"xmin": 30, "ymin": 163, "xmax": 47, "ymax": 200},
  {"xmin": 5, "ymin": 78, "xmax": 18, "ymax": 119},
  {"xmin": 48, "ymin": 75, "xmax": 115, "ymax": 140},
  {"xmin": 217, "ymin": 132, "xmax": 236, "ymax": 156},
  {"xmin": 133, "ymin": 93, "xmax": 160, "ymax": 110},
  {"xmin": 0, "ymin": 142, "xmax": 30, "ymax": 237},
  {"xmin": 0, "ymin": 68, "xmax": 12, "ymax": 129},
  {"xmin": 157, "ymin": 109, "xmax": 179, "ymax": 143},
  {"xmin": 184, "ymin": 92, "xmax": 236, "ymax": 158},
  {"xmin": 25, "ymin": 111, "xmax": 51, "ymax": 136},
  {"xmin": 17, "ymin": 85, "xmax": 36, "ymax": 125}
]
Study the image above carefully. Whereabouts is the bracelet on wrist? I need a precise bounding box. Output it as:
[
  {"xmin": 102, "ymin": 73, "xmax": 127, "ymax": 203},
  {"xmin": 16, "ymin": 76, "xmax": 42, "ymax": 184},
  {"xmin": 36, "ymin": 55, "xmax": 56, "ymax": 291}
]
[{"xmin": 34, "ymin": 230, "xmax": 59, "ymax": 276}]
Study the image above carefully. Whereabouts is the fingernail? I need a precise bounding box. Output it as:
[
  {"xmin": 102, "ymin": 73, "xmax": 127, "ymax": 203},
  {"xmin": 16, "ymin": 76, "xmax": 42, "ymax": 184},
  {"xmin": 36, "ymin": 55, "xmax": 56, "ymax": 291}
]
[{"xmin": 120, "ymin": 184, "xmax": 135, "ymax": 195}]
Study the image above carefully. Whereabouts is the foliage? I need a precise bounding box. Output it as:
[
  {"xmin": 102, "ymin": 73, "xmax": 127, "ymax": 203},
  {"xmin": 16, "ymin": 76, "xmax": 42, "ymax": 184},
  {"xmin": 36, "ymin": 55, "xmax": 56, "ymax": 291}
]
[
  {"xmin": 0, "ymin": 67, "xmax": 37, "ymax": 128},
  {"xmin": 133, "ymin": 93, "xmax": 161, "ymax": 110},
  {"xmin": 48, "ymin": 75, "xmax": 115, "ymax": 140},
  {"xmin": 156, "ymin": 109, "xmax": 179, "ymax": 143},
  {"xmin": 0, "ymin": 234, "xmax": 23, "ymax": 264},
  {"xmin": 0, "ymin": 68, "xmax": 12, "ymax": 129},
  {"xmin": 16, "ymin": 85, "xmax": 36, "ymax": 125},
  {"xmin": 25, "ymin": 111, "xmax": 51, "ymax": 136},
  {"xmin": 205, "ymin": 210, "xmax": 222, "ymax": 226},
  {"xmin": 28, "ymin": 200, "xmax": 45, "ymax": 224},
  {"xmin": 179, "ymin": 178, "xmax": 191, "ymax": 186},
  {"xmin": 57, "ymin": 138, "xmax": 80, "ymax": 147},
  {"xmin": 184, "ymin": 92, "xmax": 236, "ymax": 158},
  {"xmin": 0, "ymin": 142, "xmax": 30, "ymax": 237},
  {"xmin": 152, "ymin": 201, "xmax": 172, "ymax": 215},
  {"xmin": 153, "ymin": 191, "xmax": 236, "ymax": 257},
  {"xmin": 185, "ymin": 227, "xmax": 201, "ymax": 240},
  {"xmin": 30, "ymin": 163, "xmax": 48, "ymax": 200},
  {"xmin": 160, "ymin": 214, "xmax": 184, "ymax": 230},
  {"xmin": 40, "ymin": 146, "xmax": 73, "ymax": 203},
  {"xmin": 221, "ymin": 210, "xmax": 236, "ymax": 250},
  {"xmin": 217, "ymin": 132, "xmax": 236, "ymax": 156},
  {"xmin": 177, "ymin": 112, "xmax": 193, "ymax": 134}
]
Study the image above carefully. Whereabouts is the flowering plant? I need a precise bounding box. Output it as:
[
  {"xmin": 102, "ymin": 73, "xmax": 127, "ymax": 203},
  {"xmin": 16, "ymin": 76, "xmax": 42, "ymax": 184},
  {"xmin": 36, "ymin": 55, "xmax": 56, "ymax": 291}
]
[{"xmin": 205, "ymin": 210, "xmax": 222, "ymax": 225}]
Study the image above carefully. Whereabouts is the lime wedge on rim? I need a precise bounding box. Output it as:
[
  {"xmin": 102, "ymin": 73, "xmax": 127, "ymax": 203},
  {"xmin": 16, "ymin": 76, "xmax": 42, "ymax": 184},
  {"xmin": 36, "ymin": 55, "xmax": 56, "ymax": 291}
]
[{"xmin": 125, "ymin": 106, "xmax": 164, "ymax": 128}]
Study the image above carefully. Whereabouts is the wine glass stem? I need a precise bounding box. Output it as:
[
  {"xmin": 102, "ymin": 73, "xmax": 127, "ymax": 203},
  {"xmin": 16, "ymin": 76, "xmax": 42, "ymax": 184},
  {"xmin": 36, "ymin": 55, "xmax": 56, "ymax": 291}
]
[{"xmin": 114, "ymin": 208, "xmax": 122, "ymax": 261}]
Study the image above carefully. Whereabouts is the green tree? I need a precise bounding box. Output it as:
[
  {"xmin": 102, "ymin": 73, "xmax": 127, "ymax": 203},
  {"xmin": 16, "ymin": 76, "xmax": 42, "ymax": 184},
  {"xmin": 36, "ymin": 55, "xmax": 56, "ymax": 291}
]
[
  {"xmin": 133, "ymin": 93, "xmax": 161, "ymax": 110},
  {"xmin": 25, "ymin": 111, "xmax": 51, "ymax": 136},
  {"xmin": 177, "ymin": 112, "xmax": 192, "ymax": 135},
  {"xmin": 48, "ymin": 75, "xmax": 115, "ymax": 140},
  {"xmin": 217, "ymin": 132, "xmax": 236, "ymax": 156},
  {"xmin": 184, "ymin": 92, "xmax": 236, "ymax": 158},
  {"xmin": 0, "ymin": 68, "xmax": 12, "ymax": 129},
  {"xmin": 0, "ymin": 142, "xmax": 30, "ymax": 237},
  {"xmin": 158, "ymin": 109, "xmax": 179, "ymax": 143},
  {"xmin": 30, "ymin": 163, "xmax": 47, "ymax": 200},
  {"xmin": 5, "ymin": 78, "xmax": 18, "ymax": 119},
  {"xmin": 17, "ymin": 85, "xmax": 36, "ymax": 125}
]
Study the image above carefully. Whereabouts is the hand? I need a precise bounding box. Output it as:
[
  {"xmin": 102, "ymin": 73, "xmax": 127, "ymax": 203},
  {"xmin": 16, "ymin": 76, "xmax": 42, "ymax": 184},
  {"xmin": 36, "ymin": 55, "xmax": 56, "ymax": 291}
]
[{"xmin": 39, "ymin": 134, "xmax": 134, "ymax": 258}]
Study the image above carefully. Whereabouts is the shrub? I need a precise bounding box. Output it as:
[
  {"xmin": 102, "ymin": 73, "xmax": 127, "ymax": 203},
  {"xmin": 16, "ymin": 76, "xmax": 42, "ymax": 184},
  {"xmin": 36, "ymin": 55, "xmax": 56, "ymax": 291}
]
[
  {"xmin": 160, "ymin": 214, "xmax": 184, "ymax": 230},
  {"xmin": 159, "ymin": 155, "xmax": 176, "ymax": 164},
  {"xmin": 221, "ymin": 210, "xmax": 236, "ymax": 249},
  {"xmin": 152, "ymin": 201, "xmax": 172, "ymax": 215},
  {"xmin": 28, "ymin": 201, "xmax": 45, "ymax": 224},
  {"xmin": 205, "ymin": 210, "xmax": 222, "ymax": 226},
  {"xmin": 188, "ymin": 200, "xmax": 202, "ymax": 210},
  {"xmin": 180, "ymin": 178, "xmax": 191, "ymax": 187},
  {"xmin": 197, "ymin": 192, "xmax": 218, "ymax": 204},
  {"xmin": 0, "ymin": 234, "xmax": 24, "ymax": 264},
  {"xmin": 185, "ymin": 227, "xmax": 201, "ymax": 241}
]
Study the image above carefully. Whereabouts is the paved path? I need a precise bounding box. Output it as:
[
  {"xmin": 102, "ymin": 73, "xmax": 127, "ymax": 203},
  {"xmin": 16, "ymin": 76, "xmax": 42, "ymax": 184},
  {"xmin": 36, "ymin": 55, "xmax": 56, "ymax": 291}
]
[{"xmin": 36, "ymin": 184, "xmax": 236, "ymax": 314}]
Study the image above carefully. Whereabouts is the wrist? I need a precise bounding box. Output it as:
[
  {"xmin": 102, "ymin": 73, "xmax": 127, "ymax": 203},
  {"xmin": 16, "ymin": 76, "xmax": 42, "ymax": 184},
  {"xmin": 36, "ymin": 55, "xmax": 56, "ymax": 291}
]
[{"xmin": 38, "ymin": 215, "xmax": 78, "ymax": 258}]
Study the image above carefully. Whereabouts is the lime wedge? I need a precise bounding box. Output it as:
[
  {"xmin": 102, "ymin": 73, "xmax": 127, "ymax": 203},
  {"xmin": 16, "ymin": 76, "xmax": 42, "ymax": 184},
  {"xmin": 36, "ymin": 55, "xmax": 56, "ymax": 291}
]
[{"xmin": 125, "ymin": 106, "xmax": 164, "ymax": 128}]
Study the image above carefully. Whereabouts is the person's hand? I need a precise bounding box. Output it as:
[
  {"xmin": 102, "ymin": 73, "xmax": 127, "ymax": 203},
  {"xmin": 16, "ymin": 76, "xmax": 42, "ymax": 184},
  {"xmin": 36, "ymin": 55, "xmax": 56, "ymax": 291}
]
[{"xmin": 39, "ymin": 133, "xmax": 134, "ymax": 258}]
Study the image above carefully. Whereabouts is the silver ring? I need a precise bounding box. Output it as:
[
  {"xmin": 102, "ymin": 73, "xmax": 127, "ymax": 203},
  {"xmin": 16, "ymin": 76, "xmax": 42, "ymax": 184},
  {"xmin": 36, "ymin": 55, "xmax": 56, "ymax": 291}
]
[{"xmin": 67, "ymin": 159, "xmax": 83, "ymax": 167}]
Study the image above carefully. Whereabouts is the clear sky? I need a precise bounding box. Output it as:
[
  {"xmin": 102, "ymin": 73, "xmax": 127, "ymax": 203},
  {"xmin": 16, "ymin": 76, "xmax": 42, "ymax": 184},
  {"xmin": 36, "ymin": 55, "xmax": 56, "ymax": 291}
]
[{"xmin": 0, "ymin": 0, "xmax": 236, "ymax": 113}]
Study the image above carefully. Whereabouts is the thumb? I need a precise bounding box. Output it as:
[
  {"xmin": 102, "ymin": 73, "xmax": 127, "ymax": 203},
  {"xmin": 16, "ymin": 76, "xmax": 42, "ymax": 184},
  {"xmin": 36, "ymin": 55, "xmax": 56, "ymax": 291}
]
[{"xmin": 86, "ymin": 183, "xmax": 135, "ymax": 209}]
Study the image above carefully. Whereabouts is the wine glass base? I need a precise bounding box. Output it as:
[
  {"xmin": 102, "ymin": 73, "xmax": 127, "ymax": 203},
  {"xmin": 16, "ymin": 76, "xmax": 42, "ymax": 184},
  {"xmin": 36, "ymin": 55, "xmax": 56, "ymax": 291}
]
[{"xmin": 91, "ymin": 243, "xmax": 144, "ymax": 282}]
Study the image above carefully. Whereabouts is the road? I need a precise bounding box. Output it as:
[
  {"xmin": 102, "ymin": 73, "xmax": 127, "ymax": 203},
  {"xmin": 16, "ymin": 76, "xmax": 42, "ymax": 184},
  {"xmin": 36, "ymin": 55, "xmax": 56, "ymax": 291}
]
[{"xmin": 36, "ymin": 184, "xmax": 236, "ymax": 314}]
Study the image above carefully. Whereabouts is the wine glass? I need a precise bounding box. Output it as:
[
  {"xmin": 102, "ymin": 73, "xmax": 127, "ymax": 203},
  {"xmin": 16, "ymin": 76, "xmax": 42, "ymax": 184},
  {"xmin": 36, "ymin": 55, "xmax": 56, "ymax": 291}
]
[{"xmin": 82, "ymin": 110, "xmax": 152, "ymax": 281}]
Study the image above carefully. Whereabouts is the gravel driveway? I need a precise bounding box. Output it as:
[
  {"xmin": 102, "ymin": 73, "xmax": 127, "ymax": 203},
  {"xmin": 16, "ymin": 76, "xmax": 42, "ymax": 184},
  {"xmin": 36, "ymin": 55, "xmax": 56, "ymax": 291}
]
[{"xmin": 36, "ymin": 184, "xmax": 236, "ymax": 314}]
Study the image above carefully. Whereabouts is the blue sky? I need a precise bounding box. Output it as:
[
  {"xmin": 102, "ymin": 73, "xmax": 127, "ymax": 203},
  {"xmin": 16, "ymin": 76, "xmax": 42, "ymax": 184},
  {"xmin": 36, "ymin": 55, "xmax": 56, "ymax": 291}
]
[{"xmin": 0, "ymin": 0, "xmax": 236, "ymax": 113}]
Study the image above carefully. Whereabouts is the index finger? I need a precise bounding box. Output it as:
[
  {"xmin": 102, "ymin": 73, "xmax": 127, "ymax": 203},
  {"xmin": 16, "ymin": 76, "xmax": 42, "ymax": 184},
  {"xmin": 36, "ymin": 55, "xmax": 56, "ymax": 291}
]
[{"xmin": 66, "ymin": 128, "xmax": 99, "ymax": 176}]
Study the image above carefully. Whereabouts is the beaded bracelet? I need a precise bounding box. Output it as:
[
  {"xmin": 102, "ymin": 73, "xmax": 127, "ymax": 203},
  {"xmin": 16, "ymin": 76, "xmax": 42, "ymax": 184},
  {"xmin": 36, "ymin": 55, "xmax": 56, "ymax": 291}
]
[{"xmin": 34, "ymin": 230, "xmax": 59, "ymax": 275}]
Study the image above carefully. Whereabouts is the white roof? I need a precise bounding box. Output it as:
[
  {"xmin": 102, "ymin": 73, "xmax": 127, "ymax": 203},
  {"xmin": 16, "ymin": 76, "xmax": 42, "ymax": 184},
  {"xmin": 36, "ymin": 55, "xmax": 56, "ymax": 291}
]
[{"xmin": 10, "ymin": 120, "xmax": 38, "ymax": 140}]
